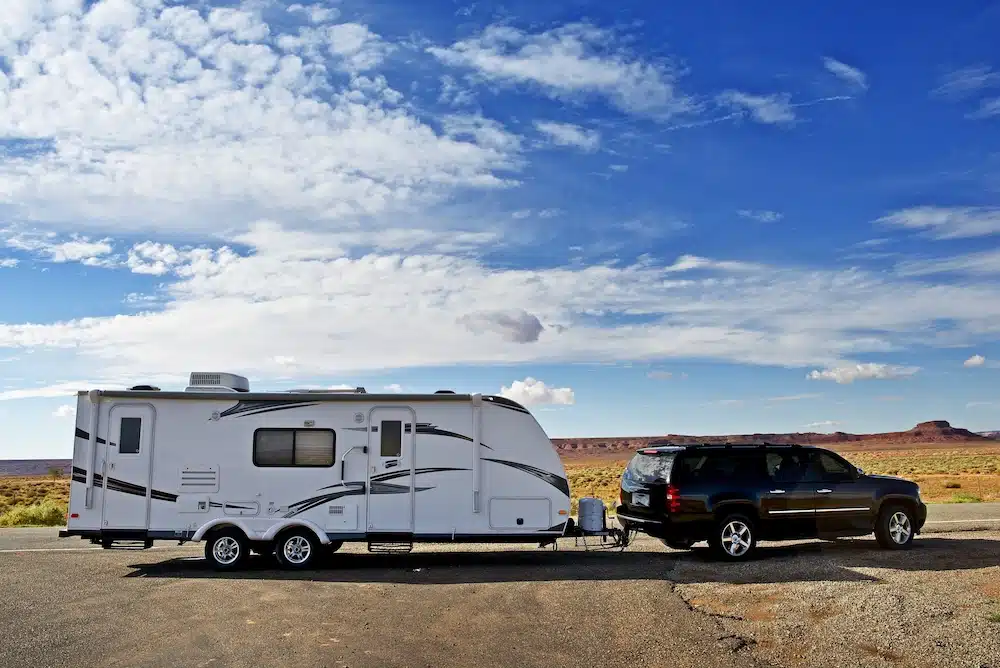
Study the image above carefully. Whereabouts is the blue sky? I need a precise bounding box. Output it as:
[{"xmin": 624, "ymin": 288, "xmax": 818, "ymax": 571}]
[{"xmin": 2, "ymin": 0, "xmax": 1000, "ymax": 457}]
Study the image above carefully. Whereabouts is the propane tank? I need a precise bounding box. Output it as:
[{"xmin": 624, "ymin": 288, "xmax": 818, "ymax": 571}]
[{"xmin": 578, "ymin": 497, "xmax": 606, "ymax": 533}]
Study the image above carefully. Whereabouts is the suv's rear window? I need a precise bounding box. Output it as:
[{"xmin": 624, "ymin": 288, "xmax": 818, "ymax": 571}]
[{"xmin": 624, "ymin": 453, "xmax": 676, "ymax": 483}]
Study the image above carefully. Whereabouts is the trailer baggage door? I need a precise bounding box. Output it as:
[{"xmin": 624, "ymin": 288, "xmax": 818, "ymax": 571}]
[
  {"xmin": 367, "ymin": 407, "xmax": 416, "ymax": 533},
  {"xmin": 102, "ymin": 404, "xmax": 155, "ymax": 530}
]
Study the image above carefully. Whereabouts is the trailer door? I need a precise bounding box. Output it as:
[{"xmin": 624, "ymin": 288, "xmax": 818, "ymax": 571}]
[
  {"xmin": 102, "ymin": 404, "xmax": 155, "ymax": 530},
  {"xmin": 367, "ymin": 407, "xmax": 416, "ymax": 533}
]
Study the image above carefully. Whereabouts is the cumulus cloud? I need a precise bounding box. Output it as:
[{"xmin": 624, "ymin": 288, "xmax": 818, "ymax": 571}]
[
  {"xmin": 534, "ymin": 121, "xmax": 601, "ymax": 152},
  {"xmin": 5, "ymin": 231, "xmax": 114, "ymax": 265},
  {"xmin": 805, "ymin": 420, "xmax": 840, "ymax": 431},
  {"xmin": 737, "ymin": 209, "xmax": 783, "ymax": 223},
  {"xmin": 384, "ymin": 383, "xmax": 403, "ymax": 393},
  {"xmin": 459, "ymin": 309, "xmax": 545, "ymax": 343},
  {"xmin": 0, "ymin": 1, "xmax": 519, "ymax": 234},
  {"xmin": 717, "ymin": 91, "xmax": 795, "ymax": 125},
  {"xmin": 0, "ymin": 258, "xmax": 18, "ymax": 268},
  {"xmin": 964, "ymin": 354, "xmax": 986, "ymax": 368},
  {"xmin": 428, "ymin": 22, "xmax": 696, "ymax": 119},
  {"xmin": 877, "ymin": 206, "xmax": 1000, "ymax": 239},
  {"xmin": 823, "ymin": 57, "xmax": 868, "ymax": 91},
  {"xmin": 499, "ymin": 377, "xmax": 575, "ymax": 406},
  {"xmin": 806, "ymin": 363, "xmax": 920, "ymax": 384},
  {"xmin": 52, "ymin": 404, "xmax": 75, "ymax": 419}
]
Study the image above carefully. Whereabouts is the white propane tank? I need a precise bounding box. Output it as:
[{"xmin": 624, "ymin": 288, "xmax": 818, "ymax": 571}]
[{"xmin": 578, "ymin": 497, "xmax": 606, "ymax": 533}]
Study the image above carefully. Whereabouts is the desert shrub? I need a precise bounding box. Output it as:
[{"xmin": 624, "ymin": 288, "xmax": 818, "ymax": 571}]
[
  {"xmin": 944, "ymin": 481, "xmax": 962, "ymax": 489},
  {"xmin": 949, "ymin": 493, "xmax": 983, "ymax": 504},
  {"xmin": 0, "ymin": 500, "xmax": 67, "ymax": 527}
]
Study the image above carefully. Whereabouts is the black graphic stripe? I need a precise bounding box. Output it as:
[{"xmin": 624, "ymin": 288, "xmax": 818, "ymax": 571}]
[
  {"xmin": 284, "ymin": 485, "xmax": 367, "ymax": 517},
  {"xmin": 70, "ymin": 466, "xmax": 177, "ymax": 502},
  {"xmin": 370, "ymin": 467, "xmax": 468, "ymax": 484},
  {"xmin": 219, "ymin": 400, "xmax": 320, "ymax": 419},
  {"xmin": 75, "ymin": 428, "xmax": 107, "ymax": 445},
  {"xmin": 482, "ymin": 396, "xmax": 531, "ymax": 414},
  {"xmin": 483, "ymin": 458, "xmax": 571, "ymax": 497}
]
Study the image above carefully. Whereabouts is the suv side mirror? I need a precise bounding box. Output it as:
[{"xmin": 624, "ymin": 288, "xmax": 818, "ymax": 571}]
[{"xmin": 855, "ymin": 466, "xmax": 864, "ymax": 477}]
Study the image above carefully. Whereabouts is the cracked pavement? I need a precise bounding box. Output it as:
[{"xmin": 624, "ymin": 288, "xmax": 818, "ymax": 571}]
[{"xmin": 1, "ymin": 528, "xmax": 998, "ymax": 667}]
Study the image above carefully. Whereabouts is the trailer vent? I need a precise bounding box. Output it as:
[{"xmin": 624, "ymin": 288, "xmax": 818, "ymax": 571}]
[
  {"xmin": 179, "ymin": 466, "xmax": 219, "ymax": 493},
  {"xmin": 329, "ymin": 505, "xmax": 345, "ymax": 515},
  {"xmin": 185, "ymin": 372, "xmax": 250, "ymax": 393}
]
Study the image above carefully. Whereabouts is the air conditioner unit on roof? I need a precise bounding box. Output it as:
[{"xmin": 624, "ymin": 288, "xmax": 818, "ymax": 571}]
[{"xmin": 185, "ymin": 372, "xmax": 250, "ymax": 393}]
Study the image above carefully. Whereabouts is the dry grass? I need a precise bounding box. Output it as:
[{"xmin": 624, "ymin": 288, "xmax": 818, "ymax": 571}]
[
  {"xmin": 564, "ymin": 445, "xmax": 1000, "ymax": 510},
  {"xmin": 0, "ymin": 476, "xmax": 70, "ymax": 527}
]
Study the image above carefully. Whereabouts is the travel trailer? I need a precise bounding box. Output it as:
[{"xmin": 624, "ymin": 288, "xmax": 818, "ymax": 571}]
[{"xmin": 60, "ymin": 372, "xmax": 585, "ymax": 570}]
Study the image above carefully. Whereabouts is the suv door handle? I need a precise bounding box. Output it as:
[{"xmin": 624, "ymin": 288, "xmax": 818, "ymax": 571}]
[
  {"xmin": 769, "ymin": 489, "xmax": 785, "ymax": 494},
  {"xmin": 817, "ymin": 488, "xmax": 832, "ymax": 494}
]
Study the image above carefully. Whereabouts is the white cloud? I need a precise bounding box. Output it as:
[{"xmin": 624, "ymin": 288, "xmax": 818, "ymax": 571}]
[
  {"xmin": 5, "ymin": 225, "xmax": 1000, "ymax": 391},
  {"xmin": 0, "ymin": 258, "xmax": 18, "ymax": 268},
  {"xmin": 273, "ymin": 356, "xmax": 297, "ymax": 367},
  {"xmin": 823, "ymin": 57, "xmax": 868, "ymax": 91},
  {"xmin": 52, "ymin": 404, "xmax": 75, "ymax": 419},
  {"xmin": 428, "ymin": 22, "xmax": 696, "ymax": 119},
  {"xmin": 768, "ymin": 394, "xmax": 822, "ymax": 402},
  {"xmin": 964, "ymin": 354, "xmax": 986, "ymax": 368},
  {"xmin": 537, "ymin": 208, "xmax": 563, "ymax": 218},
  {"xmin": 806, "ymin": 363, "xmax": 919, "ymax": 384},
  {"xmin": 895, "ymin": 248, "xmax": 1000, "ymax": 277},
  {"xmin": 717, "ymin": 91, "xmax": 795, "ymax": 125},
  {"xmin": 876, "ymin": 206, "xmax": 1000, "ymax": 239},
  {"xmin": 6, "ymin": 231, "xmax": 114, "ymax": 265},
  {"xmin": 932, "ymin": 65, "xmax": 1000, "ymax": 99},
  {"xmin": 737, "ymin": 209, "xmax": 783, "ymax": 223},
  {"xmin": 384, "ymin": 383, "xmax": 403, "ymax": 393},
  {"xmin": 499, "ymin": 377, "xmax": 575, "ymax": 406},
  {"xmin": 534, "ymin": 121, "xmax": 601, "ymax": 152},
  {"xmin": 287, "ymin": 3, "xmax": 339, "ymax": 24},
  {"xmin": 968, "ymin": 97, "xmax": 1000, "ymax": 120},
  {"xmin": 805, "ymin": 420, "xmax": 840, "ymax": 431},
  {"xmin": 0, "ymin": 2, "xmax": 517, "ymax": 235},
  {"xmin": 646, "ymin": 370, "xmax": 673, "ymax": 380},
  {"xmin": 609, "ymin": 164, "xmax": 628, "ymax": 173},
  {"xmin": 0, "ymin": 382, "xmax": 108, "ymax": 401},
  {"xmin": 511, "ymin": 209, "xmax": 533, "ymax": 219}
]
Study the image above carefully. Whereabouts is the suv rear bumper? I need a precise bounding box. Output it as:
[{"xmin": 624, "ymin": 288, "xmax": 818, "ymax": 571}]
[{"xmin": 616, "ymin": 510, "xmax": 663, "ymax": 527}]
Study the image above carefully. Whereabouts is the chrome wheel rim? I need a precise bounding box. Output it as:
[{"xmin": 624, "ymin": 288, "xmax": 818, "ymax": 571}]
[
  {"xmin": 888, "ymin": 511, "xmax": 912, "ymax": 544},
  {"xmin": 283, "ymin": 535, "xmax": 312, "ymax": 564},
  {"xmin": 213, "ymin": 536, "xmax": 240, "ymax": 565},
  {"xmin": 721, "ymin": 521, "xmax": 752, "ymax": 557}
]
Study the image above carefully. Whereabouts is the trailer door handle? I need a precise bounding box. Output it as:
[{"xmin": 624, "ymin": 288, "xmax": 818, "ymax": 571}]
[
  {"xmin": 769, "ymin": 489, "xmax": 785, "ymax": 494},
  {"xmin": 817, "ymin": 488, "xmax": 832, "ymax": 494}
]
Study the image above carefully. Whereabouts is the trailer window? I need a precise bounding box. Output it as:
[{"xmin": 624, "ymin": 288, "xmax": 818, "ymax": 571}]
[
  {"xmin": 380, "ymin": 421, "xmax": 402, "ymax": 457},
  {"xmin": 119, "ymin": 417, "xmax": 142, "ymax": 454},
  {"xmin": 253, "ymin": 429, "xmax": 335, "ymax": 467}
]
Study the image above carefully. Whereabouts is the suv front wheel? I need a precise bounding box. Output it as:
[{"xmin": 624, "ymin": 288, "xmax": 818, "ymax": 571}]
[
  {"xmin": 875, "ymin": 504, "xmax": 915, "ymax": 549},
  {"xmin": 711, "ymin": 513, "xmax": 757, "ymax": 561}
]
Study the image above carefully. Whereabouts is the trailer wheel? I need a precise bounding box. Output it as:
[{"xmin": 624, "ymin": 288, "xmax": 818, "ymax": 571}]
[
  {"xmin": 275, "ymin": 529, "xmax": 320, "ymax": 570},
  {"xmin": 205, "ymin": 528, "xmax": 249, "ymax": 571}
]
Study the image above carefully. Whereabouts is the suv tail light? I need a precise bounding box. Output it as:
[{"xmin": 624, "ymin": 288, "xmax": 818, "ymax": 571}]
[{"xmin": 666, "ymin": 484, "xmax": 681, "ymax": 513}]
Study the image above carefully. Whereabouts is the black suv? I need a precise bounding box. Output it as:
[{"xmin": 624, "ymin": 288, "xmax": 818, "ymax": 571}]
[{"xmin": 615, "ymin": 443, "xmax": 927, "ymax": 560}]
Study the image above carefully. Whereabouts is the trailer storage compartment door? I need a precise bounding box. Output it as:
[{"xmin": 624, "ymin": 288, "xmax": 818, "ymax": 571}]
[{"xmin": 488, "ymin": 497, "xmax": 551, "ymax": 530}]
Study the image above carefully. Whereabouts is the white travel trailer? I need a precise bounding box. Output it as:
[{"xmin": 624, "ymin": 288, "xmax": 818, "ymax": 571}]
[{"xmin": 60, "ymin": 372, "xmax": 580, "ymax": 570}]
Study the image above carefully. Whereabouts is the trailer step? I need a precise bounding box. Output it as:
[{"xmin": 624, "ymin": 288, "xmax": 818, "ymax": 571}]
[{"xmin": 367, "ymin": 541, "xmax": 413, "ymax": 554}]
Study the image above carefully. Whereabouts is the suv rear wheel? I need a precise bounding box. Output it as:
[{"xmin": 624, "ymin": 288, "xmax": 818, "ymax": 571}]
[
  {"xmin": 710, "ymin": 513, "xmax": 757, "ymax": 561},
  {"xmin": 875, "ymin": 504, "xmax": 915, "ymax": 549}
]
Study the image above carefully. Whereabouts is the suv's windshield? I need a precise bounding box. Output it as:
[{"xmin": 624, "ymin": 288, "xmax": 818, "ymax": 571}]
[{"xmin": 624, "ymin": 453, "xmax": 676, "ymax": 485}]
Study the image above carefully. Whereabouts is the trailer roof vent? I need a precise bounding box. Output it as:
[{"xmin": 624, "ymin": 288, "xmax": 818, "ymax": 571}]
[
  {"xmin": 185, "ymin": 372, "xmax": 250, "ymax": 393},
  {"xmin": 129, "ymin": 385, "xmax": 161, "ymax": 391}
]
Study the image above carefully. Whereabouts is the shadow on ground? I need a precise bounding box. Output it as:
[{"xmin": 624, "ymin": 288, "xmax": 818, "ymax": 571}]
[{"xmin": 124, "ymin": 534, "xmax": 999, "ymax": 585}]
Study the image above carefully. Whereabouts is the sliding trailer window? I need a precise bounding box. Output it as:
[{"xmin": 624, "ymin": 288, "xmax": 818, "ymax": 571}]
[{"xmin": 253, "ymin": 429, "xmax": 336, "ymax": 467}]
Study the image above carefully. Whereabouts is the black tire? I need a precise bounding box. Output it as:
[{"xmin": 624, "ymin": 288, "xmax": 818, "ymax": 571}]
[
  {"xmin": 327, "ymin": 540, "xmax": 344, "ymax": 554},
  {"xmin": 709, "ymin": 513, "xmax": 758, "ymax": 561},
  {"xmin": 661, "ymin": 538, "xmax": 695, "ymax": 550},
  {"xmin": 875, "ymin": 504, "xmax": 915, "ymax": 550},
  {"xmin": 274, "ymin": 528, "xmax": 321, "ymax": 570},
  {"xmin": 204, "ymin": 528, "xmax": 249, "ymax": 571}
]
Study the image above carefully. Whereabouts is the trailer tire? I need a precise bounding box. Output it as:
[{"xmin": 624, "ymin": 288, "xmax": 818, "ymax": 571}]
[
  {"xmin": 205, "ymin": 528, "xmax": 249, "ymax": 571},
  {"xmin": 275, "ymin": 528, "xmax": 320, "ymax": 570},
  {"xmin": 327, "ymin": 540, "xmax": 344, "ymax": 555}
]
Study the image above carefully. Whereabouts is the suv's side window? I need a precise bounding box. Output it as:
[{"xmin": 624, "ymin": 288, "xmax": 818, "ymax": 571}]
[
  {"xmin": 766, "ymin": 451, "xmax": 810, "ymax": 484},
  {"xmin": 675, "ymin": 452, "xmax": 765, "ymax": 484},
  {"xmin": 803, "ymin": 451, "xmax": 855, "ymax": 482}
]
